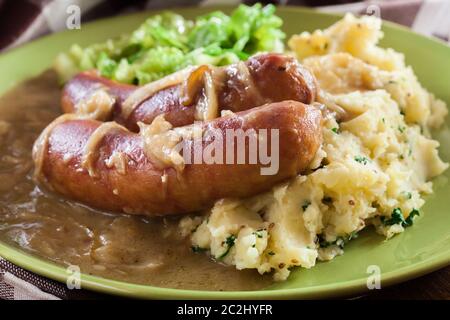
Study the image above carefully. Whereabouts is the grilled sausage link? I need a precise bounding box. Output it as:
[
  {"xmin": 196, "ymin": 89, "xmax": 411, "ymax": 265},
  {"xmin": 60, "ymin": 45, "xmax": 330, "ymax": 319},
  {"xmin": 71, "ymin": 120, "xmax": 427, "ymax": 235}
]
[
  {"xmin": 61, "ymin": 53, "xmax": 317, "ymax": 131},
  {"xmin": 33, "ymin": 101, "xmax": 322, "ymax": 216}
]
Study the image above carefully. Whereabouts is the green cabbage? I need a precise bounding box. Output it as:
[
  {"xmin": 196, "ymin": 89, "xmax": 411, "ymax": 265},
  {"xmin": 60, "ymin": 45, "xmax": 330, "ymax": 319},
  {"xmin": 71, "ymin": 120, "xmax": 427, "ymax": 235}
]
[{"xmin": 54, "ymin": 4, "xmax": 285, "ymax": 85}]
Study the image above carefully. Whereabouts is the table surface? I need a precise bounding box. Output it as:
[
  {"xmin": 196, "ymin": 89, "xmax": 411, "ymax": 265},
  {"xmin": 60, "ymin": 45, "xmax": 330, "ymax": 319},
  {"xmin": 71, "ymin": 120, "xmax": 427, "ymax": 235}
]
[{"xmin": 361, "ymin": 266, "xmax": 450, "ymax": 300}]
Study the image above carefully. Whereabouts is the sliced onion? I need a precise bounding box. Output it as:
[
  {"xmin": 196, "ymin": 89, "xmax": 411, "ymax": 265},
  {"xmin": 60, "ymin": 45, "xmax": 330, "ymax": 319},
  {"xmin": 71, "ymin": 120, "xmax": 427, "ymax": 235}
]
[
  {"xmin": 32, "ymin": 114, "xmax": 81, "ymax": 181},
  {"xmin": 180, "ymin": 65, "xmax": 210, "ymax": 106},
  {"xmin": 75, "ymin": 87, "xmax": 115, "ymax": 121},
  {"xmin": 138, "ymin": 116, "xmax": 185, "ymax": 173},
  {"xmin": 180, "ymin": 65, "xmax": 220, "ymax": 121},
  {"xmin": 235, "ymin": 61, "xmax": 264, "ymax": 105},
  {"xmin": 196, "ymin": 68, "xmax": 219, "ymax": 121},
  {"xmin": 82, "ymin": 122, "xmax": 128, "ymax": 177},
  {"xmin": 122, "ymin": 66, "xmax": 196, "ymax": 120}
]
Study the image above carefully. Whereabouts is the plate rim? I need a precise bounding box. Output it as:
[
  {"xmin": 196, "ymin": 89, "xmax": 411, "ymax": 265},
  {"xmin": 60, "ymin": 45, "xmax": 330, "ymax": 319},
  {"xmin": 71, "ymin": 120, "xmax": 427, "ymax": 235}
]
[
  {"xmin": 1, "ymin": 241, "xmax": 449, "ymax": 299},
  {"xmin": 0, "ymin": 5, "xmax": 449, "ymax": 299}
]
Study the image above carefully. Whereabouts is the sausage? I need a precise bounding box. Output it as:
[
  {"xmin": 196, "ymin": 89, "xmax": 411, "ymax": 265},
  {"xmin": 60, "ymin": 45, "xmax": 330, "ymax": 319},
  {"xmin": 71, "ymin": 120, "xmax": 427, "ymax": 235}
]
[
  {"xmin": 33, "ymin": 101, "xmax": 322, "ymax": 216},
  {"xmin": 61, "ymin": 53, "xmax": 317, "ymax": 131}
]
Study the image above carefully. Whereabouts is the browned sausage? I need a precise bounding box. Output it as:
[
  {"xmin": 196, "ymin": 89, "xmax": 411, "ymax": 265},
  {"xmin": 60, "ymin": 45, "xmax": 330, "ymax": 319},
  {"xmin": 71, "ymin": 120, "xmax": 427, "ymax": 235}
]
[
  {"xmin": 61, "ymin": 53, "xmax": 317, "ymax": 131},
  {"xmin": 33, "ymin": 101, "xmax": 322, "ymax": 216}
]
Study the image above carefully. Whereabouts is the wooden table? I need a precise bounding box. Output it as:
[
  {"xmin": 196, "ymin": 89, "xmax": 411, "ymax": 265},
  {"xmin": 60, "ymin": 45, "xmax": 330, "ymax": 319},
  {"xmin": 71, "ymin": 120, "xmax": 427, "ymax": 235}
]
[{"xmin": 361, "ymin": 266, "xmax": 450, "ymax": 300}]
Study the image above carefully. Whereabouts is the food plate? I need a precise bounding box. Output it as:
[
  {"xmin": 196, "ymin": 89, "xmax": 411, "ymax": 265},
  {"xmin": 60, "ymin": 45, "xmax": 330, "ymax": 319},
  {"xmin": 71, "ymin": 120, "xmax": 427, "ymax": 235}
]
[{"xmin": 0, "ymin": 6, "xmax": 449, "ymax": 299}]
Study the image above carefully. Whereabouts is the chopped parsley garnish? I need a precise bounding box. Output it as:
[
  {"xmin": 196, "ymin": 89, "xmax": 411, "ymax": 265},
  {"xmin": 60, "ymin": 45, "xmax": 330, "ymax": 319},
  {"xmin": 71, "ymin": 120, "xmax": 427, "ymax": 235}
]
[
  {"xmin": 318, "ymin": 231, "xmax": 358, "ymax": 249},
  {"xmin": 398, "ymin": 126, "xmax": 406, "ymax": 133},
  {"xmin": 403, "ymin": 192, "xmax": 412, "ymax": 200},
  {"xmin": 217, "ymin": 235, "xmax": 236, "ymax": 259},
  {"xmin": 191, "ymin": 245, "xmax": 207, "ymax": 253},
  {"xmin": 268, "ymin": 251, "xmax": 276, "ymax": 256},
  {"xmin": 331, "ymin": 127, "xmax": 339, "ymax": 134},
  {"xmin": 381, "ymin": 208, "xmax": 420, "ymax": 227},
  {"xmin": 404, "ymin": 209, "xmax": 420, "ymax": 227},
  {"xmin": 354, "ymin": 156, "xmax": 369, "ymax": 165},
  {"xmin": 191, "ymin": 224, "xmax": 200, "ymax": 233},
  {"xmin": 253, "ymin": 229, "xmax": 265, "ymax": 239},
  {"xmin": 302, "ymin": 200, "xmax": 311, "ymax": 211},
  {"xmin": 322, "ymin": 197, "xmax": 333, "ymax": 204},
  {"xmin": 348, "ymin": 231, "xmax": 359, "ymax": 241},
  {"xmin": 382, "ymin": 208, "xmax": 404, "ymax": 225},
  {"xmin": 318, "ymin": 237, "xmax": 331, "ymax": 248}
]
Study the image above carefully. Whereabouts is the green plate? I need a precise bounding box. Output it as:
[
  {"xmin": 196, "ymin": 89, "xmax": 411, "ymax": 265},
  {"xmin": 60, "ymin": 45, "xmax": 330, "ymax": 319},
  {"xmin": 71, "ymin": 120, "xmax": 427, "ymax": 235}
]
[{"xmin": 0, "ymin": 6, "xmax": 449, "ymax": 299}]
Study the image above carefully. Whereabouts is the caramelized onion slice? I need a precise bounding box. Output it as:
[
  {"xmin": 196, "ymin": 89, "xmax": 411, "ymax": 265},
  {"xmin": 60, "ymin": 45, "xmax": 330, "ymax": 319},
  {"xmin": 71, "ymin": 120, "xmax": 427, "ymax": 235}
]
[
  {"xmin": 180, "ymin": 65, "xmax": 220, "ymax": 121},
  {"xmin": 121, "ymin": 66, "xmax": 196, "ymax": 120},
  {"xmin": 32, "ymin": 114, "xmax": 82, "ymax": 180},
  {"xmin": 82, "ymin": 122, "xmax": 128, "ymax": 177}
]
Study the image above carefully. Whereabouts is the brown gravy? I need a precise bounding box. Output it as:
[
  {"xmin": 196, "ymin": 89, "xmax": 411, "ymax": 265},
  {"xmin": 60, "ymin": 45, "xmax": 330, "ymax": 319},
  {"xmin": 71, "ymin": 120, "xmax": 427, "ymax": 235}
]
[{"xmin": 0, "ymin": 70, "xmax": 272, "ymax": 291}]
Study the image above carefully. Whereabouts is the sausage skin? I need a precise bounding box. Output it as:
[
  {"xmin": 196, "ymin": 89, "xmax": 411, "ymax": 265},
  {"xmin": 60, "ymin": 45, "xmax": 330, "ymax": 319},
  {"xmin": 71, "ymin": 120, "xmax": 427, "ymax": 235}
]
[
  {"xmin": 61, "ymin": 53, "xmax": 317, "ymax": 131},
  {"xmin": 34, "ymin": 101, "xmax": 322, "ymax": 216}
]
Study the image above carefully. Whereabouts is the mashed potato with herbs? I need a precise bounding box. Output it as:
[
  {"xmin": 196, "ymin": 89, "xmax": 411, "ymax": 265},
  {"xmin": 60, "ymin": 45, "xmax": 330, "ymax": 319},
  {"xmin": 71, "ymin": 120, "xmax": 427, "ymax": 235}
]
[{"xmin": 179, "ymin": 14, "xmax": 448, "ymax": 281}]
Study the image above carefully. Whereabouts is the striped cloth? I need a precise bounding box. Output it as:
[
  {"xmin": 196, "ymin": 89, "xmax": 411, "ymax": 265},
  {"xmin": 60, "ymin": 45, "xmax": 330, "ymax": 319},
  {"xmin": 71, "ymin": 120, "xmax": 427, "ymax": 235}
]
[
  {"xmin": 0, "ymin": 0, "xmax": 449, "ymax": 300},
  {"xmin": 1, "ymin": 0, "xmax": 449, "ymax": 51},
  {"xmin": 0, "ymin": 258, "xmax": 101, "ymax": 300}
]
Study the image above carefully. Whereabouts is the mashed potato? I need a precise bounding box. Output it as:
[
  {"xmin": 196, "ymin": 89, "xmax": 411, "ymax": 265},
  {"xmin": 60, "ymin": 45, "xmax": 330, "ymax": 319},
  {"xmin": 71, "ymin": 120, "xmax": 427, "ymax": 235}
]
[{"xmin": 179, "ymin": 14, "xmax": 448, "ymax": 281}]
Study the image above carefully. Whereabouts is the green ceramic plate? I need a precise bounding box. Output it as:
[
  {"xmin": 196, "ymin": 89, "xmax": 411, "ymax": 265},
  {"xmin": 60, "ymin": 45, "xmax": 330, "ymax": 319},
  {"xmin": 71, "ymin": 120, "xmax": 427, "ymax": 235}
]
[{"xmin": 0, "ymin": 6, "xmax": 449, "ymax": 299}]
